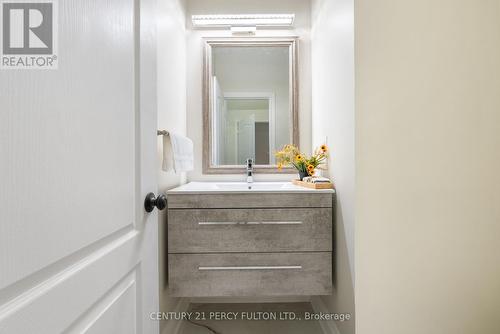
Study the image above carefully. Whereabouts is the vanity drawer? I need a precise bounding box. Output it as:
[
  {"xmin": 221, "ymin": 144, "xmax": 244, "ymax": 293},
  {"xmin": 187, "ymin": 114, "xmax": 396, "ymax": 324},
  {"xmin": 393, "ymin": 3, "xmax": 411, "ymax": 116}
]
[
  {"xmin": 167, "ymin": 193, "xmax": 333, "ymax": 209},
  {"xmin": 168, "ymin": 252, "xmax": 332, "ymax": 297},
  {"xmin": 168, "ymin": 208, "xmax": 332, "ymax": 253}
]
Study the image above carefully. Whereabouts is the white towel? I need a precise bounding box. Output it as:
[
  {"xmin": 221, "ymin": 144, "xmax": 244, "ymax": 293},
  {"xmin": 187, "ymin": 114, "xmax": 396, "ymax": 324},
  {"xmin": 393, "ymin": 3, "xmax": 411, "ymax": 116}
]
[
  {"xmin": 163, "ymin": 132, "xmax": 194, "ymax": 173},
  {"xmin": 162, "ymin": 134, "xmax": 173, "ymax": 172}
]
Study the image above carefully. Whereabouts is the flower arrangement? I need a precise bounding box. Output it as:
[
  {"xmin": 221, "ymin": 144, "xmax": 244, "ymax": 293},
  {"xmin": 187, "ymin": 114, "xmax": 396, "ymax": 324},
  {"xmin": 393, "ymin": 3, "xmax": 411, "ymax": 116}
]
[{"xmin": 275, "ymin": 144, "xmax": 328, "ymax": 180}]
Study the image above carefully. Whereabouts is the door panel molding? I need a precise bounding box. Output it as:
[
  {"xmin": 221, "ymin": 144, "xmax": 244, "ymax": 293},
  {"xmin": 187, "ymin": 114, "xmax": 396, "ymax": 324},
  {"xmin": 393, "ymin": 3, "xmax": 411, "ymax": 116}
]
[
  {"xmin": 63, "ymin": 270, "xmax": 137, "ymax": 333},
  {"xmin": 0, "ymin": 225, "xmax": 135, "ymax": 306},
  {"xmin": 0, "ymin": 231, "xmax": 140, "ymax": 333}
]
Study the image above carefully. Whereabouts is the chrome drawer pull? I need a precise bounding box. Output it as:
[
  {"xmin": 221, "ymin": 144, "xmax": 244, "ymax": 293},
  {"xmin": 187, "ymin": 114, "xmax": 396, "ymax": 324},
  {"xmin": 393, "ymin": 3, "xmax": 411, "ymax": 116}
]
[
  {"xmin": 198, "ymin": 222, "xmax": 242, "ymax": 225},
  {"xmin": 198, "ymin": 265, "xmax": 302, "ymax": 271},
  {"xmin": 248, "ymin": 221, "xmax": 303, "ymax": 225},
  {"xmin": 198, "ymin": 221, "xmax": 303, "ymax": 225}
]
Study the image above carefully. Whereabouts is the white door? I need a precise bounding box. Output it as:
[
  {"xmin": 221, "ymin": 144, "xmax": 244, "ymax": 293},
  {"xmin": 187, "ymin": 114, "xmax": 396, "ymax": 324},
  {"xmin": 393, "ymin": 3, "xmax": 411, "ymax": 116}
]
[
  {"xmin": 220, "ymin": 100, "xmax": 228, "ymax": 164},
  {"xmin": 0, "ymin": 0, "xmax": 160, "ymax": 333},
  {"xmin": 237, "ymin": 116, "xmax": 256, "ymax": 164},
  {"xmin": 212, "ymin": 76, "xmax": 225, "ymax": 165}
]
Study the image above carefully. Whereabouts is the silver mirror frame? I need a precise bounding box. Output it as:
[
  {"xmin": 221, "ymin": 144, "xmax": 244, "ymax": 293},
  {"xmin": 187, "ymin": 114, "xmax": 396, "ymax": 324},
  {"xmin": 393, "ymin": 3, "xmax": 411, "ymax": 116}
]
[{"xmin": 202, "ymin": 37, "xmax": 299, "ymax": 174}]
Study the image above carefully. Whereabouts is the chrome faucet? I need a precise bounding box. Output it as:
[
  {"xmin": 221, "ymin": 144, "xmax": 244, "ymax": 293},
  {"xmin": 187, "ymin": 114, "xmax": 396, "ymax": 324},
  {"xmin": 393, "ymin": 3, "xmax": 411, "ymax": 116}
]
[{"xmin": 246, "ymin": 158, "xmax": 253, "ymax": 184}]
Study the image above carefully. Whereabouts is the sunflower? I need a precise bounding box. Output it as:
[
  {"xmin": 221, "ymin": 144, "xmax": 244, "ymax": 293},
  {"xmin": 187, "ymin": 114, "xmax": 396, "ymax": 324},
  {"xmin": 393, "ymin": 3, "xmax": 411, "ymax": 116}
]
[{"xmin": 275, "ymin": 144, "xmax": 329, "ymax": 173}]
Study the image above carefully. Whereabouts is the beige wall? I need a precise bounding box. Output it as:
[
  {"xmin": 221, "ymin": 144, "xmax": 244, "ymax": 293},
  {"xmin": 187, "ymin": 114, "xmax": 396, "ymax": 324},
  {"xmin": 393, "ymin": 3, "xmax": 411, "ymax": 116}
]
[
  {"xmin": 156, "ymin": 0, "xmax": 187, "ymax": 332},
  {"xmin": 185, "ymin": 0, "xmax": 312, "ymax": 181},
  {"xmin": 311, "ymin": 0, "xmax": 355, "ymax": 333},
  {"xmin": 356, "ymin": 1, "xmax": 500, "ymax": 333}
]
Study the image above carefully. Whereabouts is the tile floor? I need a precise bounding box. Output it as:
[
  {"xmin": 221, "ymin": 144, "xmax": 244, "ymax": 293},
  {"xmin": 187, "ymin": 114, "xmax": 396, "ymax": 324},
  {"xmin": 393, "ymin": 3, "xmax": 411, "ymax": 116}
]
[{"xmin": 178, "ymin": 302, "xmax": 324, "ymax": 334}]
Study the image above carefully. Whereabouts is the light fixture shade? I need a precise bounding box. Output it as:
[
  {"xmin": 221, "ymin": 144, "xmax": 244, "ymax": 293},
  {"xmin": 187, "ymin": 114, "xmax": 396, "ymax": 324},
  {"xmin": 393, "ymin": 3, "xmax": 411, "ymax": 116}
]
[{"xmin": 191, "ymin": 14, "xmax": 295, "ymax": 28}]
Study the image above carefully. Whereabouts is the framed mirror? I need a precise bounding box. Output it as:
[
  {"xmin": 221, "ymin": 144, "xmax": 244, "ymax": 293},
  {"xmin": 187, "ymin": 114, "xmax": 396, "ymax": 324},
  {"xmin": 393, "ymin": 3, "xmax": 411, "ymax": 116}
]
[{"xmin": 203, "ymin": 38, "xmax": 299, "ymax": 174}]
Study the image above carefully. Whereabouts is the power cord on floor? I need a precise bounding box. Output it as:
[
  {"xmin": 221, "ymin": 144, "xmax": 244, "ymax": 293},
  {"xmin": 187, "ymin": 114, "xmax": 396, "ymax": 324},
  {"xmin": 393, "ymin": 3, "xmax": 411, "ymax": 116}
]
[{"xmin": 186, "ymin": 317, "xmax": 221, "ymax": 334}]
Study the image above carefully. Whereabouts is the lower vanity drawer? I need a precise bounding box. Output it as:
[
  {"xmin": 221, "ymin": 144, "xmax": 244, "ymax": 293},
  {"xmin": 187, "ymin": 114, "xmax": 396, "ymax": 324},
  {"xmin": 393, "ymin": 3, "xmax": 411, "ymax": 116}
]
[
  {"xmin": 168, "ymin": 252, "xmax": 332, "ymax": 297},
  {"xmin": 168, "ymin": 208, "xmax": 332, "ymax": 253}
]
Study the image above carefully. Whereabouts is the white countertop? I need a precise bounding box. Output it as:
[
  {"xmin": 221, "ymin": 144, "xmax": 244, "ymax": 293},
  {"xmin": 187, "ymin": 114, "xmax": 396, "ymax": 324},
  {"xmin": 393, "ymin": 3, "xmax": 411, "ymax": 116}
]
[{"xmin": 166, "ymin": 182, "xmax": 335, "ymax": 194}]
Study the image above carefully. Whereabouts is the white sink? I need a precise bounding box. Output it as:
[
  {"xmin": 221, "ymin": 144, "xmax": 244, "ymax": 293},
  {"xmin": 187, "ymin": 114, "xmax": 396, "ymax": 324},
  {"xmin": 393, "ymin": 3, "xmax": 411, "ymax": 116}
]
[{"xmin": 167, "ymin": 182, "xmax": 334, "ymax": 194}]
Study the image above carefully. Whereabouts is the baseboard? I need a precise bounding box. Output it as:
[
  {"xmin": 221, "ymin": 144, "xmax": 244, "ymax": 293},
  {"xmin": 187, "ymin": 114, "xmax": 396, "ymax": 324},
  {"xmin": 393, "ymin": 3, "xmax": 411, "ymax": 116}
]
[
  {"xmin": 310, "ymin": 296, "xmax": 340, "ymax": 334},
  {"xmin": 161, "ymin": 298, "xmax": 190, "ymax": 334}
]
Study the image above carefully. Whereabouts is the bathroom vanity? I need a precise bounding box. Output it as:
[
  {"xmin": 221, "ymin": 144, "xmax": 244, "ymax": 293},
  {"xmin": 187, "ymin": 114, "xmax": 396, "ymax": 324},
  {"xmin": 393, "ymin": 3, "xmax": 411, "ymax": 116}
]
[{"xmin": 166, "ymin": 182, "xmax": 334, "ymax": 297}]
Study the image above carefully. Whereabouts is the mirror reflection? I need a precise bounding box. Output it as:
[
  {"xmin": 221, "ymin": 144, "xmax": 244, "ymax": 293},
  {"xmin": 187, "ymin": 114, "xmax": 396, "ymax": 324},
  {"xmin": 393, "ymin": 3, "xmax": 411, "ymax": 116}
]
[{"xmin": 211, "ymin": 45, "xmax": 291, "ymax": 166}]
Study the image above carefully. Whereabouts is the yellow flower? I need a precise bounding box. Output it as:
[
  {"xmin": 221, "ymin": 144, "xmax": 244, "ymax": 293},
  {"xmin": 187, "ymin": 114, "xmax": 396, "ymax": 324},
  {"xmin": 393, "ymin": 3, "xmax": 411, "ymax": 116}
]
[
  {"xmin": 295, "ymin": 154, "xmax": 305, "ymax": 162},
  {"xmin": 277, "ymin": 162, "xmax": 283, "ymax": 171},
  {"xmin": 308, "ymin": 169, "xmax": 315, "ymax": 176},
  {"xmin": 320, "ymin": 144, "xmax": 328, "ymax": 153},
  {"xmin": 307, "ymin": 164, "xmax": 315, "ymax": 171}
]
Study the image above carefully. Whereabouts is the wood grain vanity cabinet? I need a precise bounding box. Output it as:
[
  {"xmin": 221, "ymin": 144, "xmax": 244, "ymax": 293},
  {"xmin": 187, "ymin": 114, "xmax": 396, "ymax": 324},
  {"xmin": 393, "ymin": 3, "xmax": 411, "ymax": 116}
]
[{"xmin": 166, "ymin": 189, "xmax": 334, "ymax": 297}]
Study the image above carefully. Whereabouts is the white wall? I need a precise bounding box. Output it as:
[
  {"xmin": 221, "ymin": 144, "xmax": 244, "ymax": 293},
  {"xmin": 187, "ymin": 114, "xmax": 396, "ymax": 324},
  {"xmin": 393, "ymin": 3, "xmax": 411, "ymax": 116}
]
[
  {"xmin": 186, "ymin": 0, "xmax": 312, "ymax": 181},
  {"xmin": 311, "ymin": 0, "xmax": 355, "ymax": 333},
  {"xmin": 356, "ymin": 1, "xmax": 500, "ymax": 333},
  {"xmin": 156, "ymin": 0, "xmax": 187, "ymax": 332}
]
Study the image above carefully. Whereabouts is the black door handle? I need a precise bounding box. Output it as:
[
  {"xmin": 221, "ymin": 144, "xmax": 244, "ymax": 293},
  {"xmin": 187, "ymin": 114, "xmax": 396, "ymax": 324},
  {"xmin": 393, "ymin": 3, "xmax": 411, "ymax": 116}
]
[{"xmin": 144, "ymin": 193, "xmax": 167, "ymax": 212}]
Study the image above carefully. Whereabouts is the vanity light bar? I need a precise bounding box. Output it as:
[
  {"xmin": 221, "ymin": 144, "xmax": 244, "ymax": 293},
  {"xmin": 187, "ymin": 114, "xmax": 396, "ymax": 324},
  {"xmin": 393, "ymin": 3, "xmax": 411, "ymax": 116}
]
[{"xmin": 191, "ymin": 14, "xmax": 295, "ymax": 28}]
